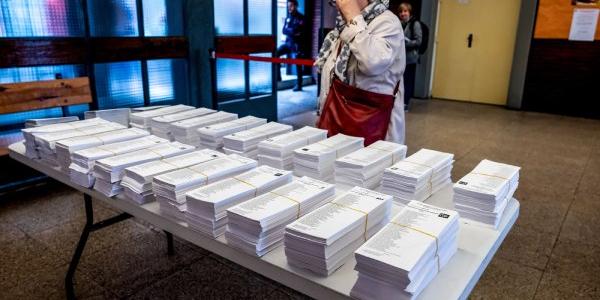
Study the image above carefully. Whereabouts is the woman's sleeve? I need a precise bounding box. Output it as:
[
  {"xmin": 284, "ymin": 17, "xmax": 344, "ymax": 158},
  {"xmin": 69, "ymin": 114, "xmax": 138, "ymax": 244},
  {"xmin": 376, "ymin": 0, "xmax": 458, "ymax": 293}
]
[
  {"xmin": 405, "ymin": 21, "xmax": 422, "ymax": 49},
  {"xmin": 339, "ymin": 14, "xmax": 403, "ymax": 76}
]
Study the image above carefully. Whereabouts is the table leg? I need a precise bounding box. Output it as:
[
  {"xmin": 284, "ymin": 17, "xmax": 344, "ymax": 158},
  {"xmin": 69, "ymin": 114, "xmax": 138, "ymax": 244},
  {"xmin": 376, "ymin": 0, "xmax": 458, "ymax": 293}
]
[{"xmin": 166, "ymin": 231, "xmax": 175, "ymax": 256}]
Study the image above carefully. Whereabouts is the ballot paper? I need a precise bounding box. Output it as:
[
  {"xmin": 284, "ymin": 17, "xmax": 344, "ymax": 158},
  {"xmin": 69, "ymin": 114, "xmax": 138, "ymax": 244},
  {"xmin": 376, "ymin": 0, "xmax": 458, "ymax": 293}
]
[
  {"xmin": 120, "ymin": 149, "xmax": 226, "ymax": 204},
  {"xmin": 150, "ymin": 107, "xmax": 216, "ymax": 140},
  {"xmin": 84, "ymin": 108, "xmax": 131, "ymax": 127},
  {"xmin": 257, "ymin": 126, "xmax": 328, "ymax": 170},
  {"xmin": 284, "ymin": 187, "xmax": 393, "ymax": 276},
  {"xmin": 92, "ymin": 142, "xmax": 194, "ymax": 197},
  {"xmin": 293, "ymin": 134, "xmax": 364, "ymax": 182},
  {"xmin": 351, "ymin": 201, "xmax": 459, "ymax": 300},
  {"xmin": 197, "ymin": 116, "xmax": 267, "ymax": 150},
  {"xmin": 34, "ymin": 121, "xmax": 126, "ymax": 166},
  {"xmin": 225, "ymin": 176, "xmax": 335, "ymax": 257},
  {"xmin": 131, "ymin": 105, "xmax": 168, "ymax": 112},
  {"xmin": 55, "ymin": 128, "xmax": 150, "ymax": 172},
  {"xmin": 381, "ymin": 149, "xmax": 454, "ymax": 204},
  {"xmin": 185, "ymin": 165, "xmax": 293, "ymax": 238},
  {"xmin": 154, "ymin": 154, "xmax": 258, "ymax": 220},
  {"xmin": 171, "ymin": 111, "xmax": 238, "ymax": 146},
  {"xmin": 129, "ymin": 105, "xmax": 194, "ymax": 130},
  {"xmin": 335, "ymin": 140, "xmax": 407, "ymax": 190},
  {"xmin": 453, "ymin": 159, "xmax": 520, "ymax": 228},
  {"xmin": 222, "ymin": 122, "xmax": 293, "ymax": 159},
  {"xmin": 25, "ymin": 116, "xmax": 79, "ymax": 128}
]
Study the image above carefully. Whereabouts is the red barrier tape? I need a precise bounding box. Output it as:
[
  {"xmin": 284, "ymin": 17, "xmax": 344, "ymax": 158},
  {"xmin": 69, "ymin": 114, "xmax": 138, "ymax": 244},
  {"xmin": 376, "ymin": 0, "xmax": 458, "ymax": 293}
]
[{"xmin": 214, "ymin": 53, "xmax": 315, "ymax": 67}]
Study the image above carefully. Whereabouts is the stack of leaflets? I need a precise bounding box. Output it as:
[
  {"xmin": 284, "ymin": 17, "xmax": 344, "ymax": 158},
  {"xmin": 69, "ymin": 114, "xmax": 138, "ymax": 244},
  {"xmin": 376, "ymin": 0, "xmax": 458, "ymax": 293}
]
[
  {"xmin": 335, "ymin": 140, "xmax": 407, "ymax": 190},
  {"xmin": 149, "ymin": 107, "xmax": 216, "ymax": 140},
  {"xmin": 84, "ymin": 108, "xmax": 131, "ymax": 126},
  {"xmin": 223, "ymin": 122, "xmax": 293, "ymax": 159},
  {"xmin": 185, "ymin": 166, "xmax": 292, "ymax": 238},
  {"xmin": 197, "ymin": 116, "xmax": 267, "ymax": 150},
  {"xmin": 453, "ymin": 159, "xmax": 520, "ymax": 228},
  {"xmin": 225, "ymin": 176, "xmax": 335, "ymax": 257},
  {"xmin": 129, "ymin": 105, "xmax": 194, "ymax": 131},
  {"xmin": 25, "ymin": 116, "xmax": 79, "ymax": 128},
  {"xmin": 171, "ymin": 111, "xmax": 238, "ymax": 146},
  {"xmin": 381, "ymin": 149, "xmax": 454, "ymax": 204},
  {"xmin": 284, "ymin": 187, "xmax": 393, "ymax": 275},
  {"xmin": 293, "ymin": 134, "xmax": 364, "ymax": 182},
  {"xmin": 351, "ymin": 201, "xmax": 459, "ymax": 300},
  {"xmin": 257, "ymin": 126, "xmax": 328, "ymax": 170}
]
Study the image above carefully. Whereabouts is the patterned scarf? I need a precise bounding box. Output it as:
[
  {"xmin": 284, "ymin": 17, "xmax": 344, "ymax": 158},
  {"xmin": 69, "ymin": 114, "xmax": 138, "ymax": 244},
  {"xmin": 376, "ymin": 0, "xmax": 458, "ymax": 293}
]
[{"xmin": 315, "ymin": 0, "xmax": 389, "ymax": 84}]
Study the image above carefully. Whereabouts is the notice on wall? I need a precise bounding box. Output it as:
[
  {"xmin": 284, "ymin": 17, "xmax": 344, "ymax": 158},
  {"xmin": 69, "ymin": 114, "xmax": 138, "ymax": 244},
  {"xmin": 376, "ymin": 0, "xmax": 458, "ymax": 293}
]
[{"xmin": 568, "ymin": 8, "xmax": 600, "ymax": 41}]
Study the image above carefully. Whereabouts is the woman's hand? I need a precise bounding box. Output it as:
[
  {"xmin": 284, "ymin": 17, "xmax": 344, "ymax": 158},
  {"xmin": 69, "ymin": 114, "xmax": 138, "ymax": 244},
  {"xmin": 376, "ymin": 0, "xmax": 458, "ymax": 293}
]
[{"xmin": 336, "ymin": 0, "xmax": 362, "ymax": 23}]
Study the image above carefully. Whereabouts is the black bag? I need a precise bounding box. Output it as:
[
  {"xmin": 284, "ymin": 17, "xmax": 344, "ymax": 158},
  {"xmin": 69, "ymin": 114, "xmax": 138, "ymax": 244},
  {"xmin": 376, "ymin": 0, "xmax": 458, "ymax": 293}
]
[{"xmin": 410, "ymin": 19, "xmax": 429, "ymax": 55}]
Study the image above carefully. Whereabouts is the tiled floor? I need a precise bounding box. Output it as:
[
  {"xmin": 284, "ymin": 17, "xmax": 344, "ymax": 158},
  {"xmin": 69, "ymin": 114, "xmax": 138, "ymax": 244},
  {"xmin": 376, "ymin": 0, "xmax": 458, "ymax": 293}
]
[{"xmin": 2, "ymin": 98, "xmax": 600, "ymax": 299}]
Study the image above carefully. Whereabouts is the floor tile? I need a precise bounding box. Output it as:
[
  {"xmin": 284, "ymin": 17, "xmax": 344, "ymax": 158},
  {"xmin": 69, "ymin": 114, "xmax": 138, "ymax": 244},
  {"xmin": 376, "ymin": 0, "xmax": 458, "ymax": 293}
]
[
  {"xmin": 0, "ymin": 221, "xmax": 26, "ymax": 244},
  {"xmin": 496, "ymin": 224, "xmax": 558, "ymax": 270},
  {"xmin": 534, "ymin": 272, "xmax": 600, "ymax": 300},
  {"xmin": 546, "ymin": 240, "xmax": 600, "ymax": 287},
  {"xmin": 469, "ymin": 258, "xmax": 542, "ymax": 300}
]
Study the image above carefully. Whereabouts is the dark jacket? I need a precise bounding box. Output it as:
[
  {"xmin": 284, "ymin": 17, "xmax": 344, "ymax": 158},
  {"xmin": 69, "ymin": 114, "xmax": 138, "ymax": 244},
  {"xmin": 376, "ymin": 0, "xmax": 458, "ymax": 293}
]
[
  {"xmin": 402, "ymin": 17, "xmax": 422, "ymax": 65},
  {"xmin": 283, "ymin": 10, "xmax": 307, "ymax": 53}
]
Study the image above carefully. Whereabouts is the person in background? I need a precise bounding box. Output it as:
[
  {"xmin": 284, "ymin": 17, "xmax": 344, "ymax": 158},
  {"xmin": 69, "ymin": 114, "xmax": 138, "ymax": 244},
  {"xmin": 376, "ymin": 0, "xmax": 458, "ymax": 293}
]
[
  {"xmin": 316, "ymin": 0, "xmax": 406, "ymax": 144},
  {"xmin": 398, "ymin": 2, "xmax": 421, "ymax": 111},
  {"xmin": 276, "ymin": 0, "xmax": 307, "ymax": 92}
]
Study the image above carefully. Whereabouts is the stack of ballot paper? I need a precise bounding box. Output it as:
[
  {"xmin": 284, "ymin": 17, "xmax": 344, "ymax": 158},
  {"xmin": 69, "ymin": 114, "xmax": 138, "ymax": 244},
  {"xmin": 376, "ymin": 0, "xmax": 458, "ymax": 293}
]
[
  {"xmin": 453, "ymin": 159, "xmax": 520, "ymax": 228},
  {"xmin": 225, "ymin": 176, "xmax": 335, "ymax": 257},
  {"xmin": 131, "ymin": 105, "xmax": 168, "ymax": 112},
  {"xmin": 149, "ymin": 107, "xmax": 216, "ymax": 140},
  {"xmin": 351, "ymin": 201, "xmax": 460, "ymax": 300},
  {"xmin": 223, "ymin": 122, "xmax": 293, "ymax": 159},
  {"xmin": 381, "ymin": 149, "xmax": 454, "ymax": 204},
  {"xmin": 197, "ymin": 116, "xmax": 267, "ymax": 150},
  {"xmin": 129, "ymin": 105, "xmax": 194, "ymax": 131},
  {"xmin": 154, "ymin": 154, "xmax": 258, "ymax": 220},
  {"xmin": 84, "ymin": 108, "xmax": 131, "ymax": 127},
  {"xmin": 293, "ymin": 134, "xmax": 364, "ymax": 182},
  {"xmin": 120, "ymin": 149, "xmax": 226, "ymax": 204},
  {"xmin": 70, "ymin": 135, "xmax": 168, "ymax": 188},
  {"xmin": 284, "ymin": 187, "xmax": 393, "ymax": 276},
  {"xmin": 55, "ymin": 128, "xmax": 149, "ymax": 172},
  {"xmin": 34, "ymin": 121, "xmax": 126, "ymax": 166},
  {"xmin": 22, "ymin": 118, "xmax": 110, "ymax": 159},
  {"xmin": 25, "ymin": 116, "xmax": 79, "ymax": 128},
  {"xmin": 185, "ymin": 165, "xmax": 293, "ymax": 238},
  {"xmin": 257, "ymin": 126, "xmax": 328, "ymax": 170},
  {"xmin": 171, "ymin": 111, "xmax": 238, "ymax": 146},
  {"xmin": 92, "ymin": 142, "xmax": 194, "ymax": 197},
  {"xmin": 335, "ymin": 140, "xmax": 407, "ymax": 190}
]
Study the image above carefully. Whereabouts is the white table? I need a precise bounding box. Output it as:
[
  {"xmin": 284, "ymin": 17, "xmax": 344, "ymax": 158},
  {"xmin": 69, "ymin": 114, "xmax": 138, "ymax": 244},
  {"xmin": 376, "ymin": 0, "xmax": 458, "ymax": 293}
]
[{"xmin": 9, "ymin": 142, "xmax": 519, "ymax": 300}]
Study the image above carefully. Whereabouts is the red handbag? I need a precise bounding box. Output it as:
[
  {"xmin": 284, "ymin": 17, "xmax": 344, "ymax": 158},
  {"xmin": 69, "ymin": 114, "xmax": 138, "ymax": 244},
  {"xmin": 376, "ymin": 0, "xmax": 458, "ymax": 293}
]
[{"xmin": 317, "ymin": 76, "xmax": 397, "ymax": 146}]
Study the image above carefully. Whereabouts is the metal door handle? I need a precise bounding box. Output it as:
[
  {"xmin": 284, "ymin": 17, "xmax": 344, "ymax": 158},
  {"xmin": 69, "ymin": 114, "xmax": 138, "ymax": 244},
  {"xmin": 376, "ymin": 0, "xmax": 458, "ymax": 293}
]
[{"xmin": 467, "ymin": 33, "xmax": 473, "ymax": 48}]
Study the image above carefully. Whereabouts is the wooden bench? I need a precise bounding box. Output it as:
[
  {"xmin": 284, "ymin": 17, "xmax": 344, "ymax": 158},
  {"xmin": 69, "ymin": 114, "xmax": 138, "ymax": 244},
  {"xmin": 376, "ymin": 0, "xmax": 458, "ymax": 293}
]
[{"xmin": 0, "ymin": 77, "xmax": 92, "ymax": 156}]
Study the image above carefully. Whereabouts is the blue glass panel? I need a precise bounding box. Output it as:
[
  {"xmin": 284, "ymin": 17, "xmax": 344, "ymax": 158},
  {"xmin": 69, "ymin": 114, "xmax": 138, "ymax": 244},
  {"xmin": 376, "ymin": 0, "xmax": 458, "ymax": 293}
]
[
  {"xmin": 94, "ymin": 61, "xmax": 144, "ymax": 109},
  {"xmin": 217, "ymin": 59, "xmax": 245, "ymax": 102},
  {"xmin": 148, "ymin": 59, "xmax": 174, "ymax": 103},
  {"xmin": 0, "ymin": 0, "xmax": 84, "ymax": 37},
  {"xmin": 249, "ymin": 53, "xmax": 272, "ymax": 96},
  {"xmin": 0, "ymin": 65, "xmax": 84, "ymax": 84},
  {"xmin": 249, "ymin": 0, "xmax": 272, "ymax": 35},
  {"xmin": 142, "ymin": 0, "xmax": 183, "ymax": 36},
  {"xmin": 214, "ymin": 0, "xmax": 243, "ymax": 36},
  {"xmin": 88, "ymin": 0, "xmax": 138, "ymax": 37},
  {"xmin": 65, "ymin": 104, "xmax": 90, "ymax": 117},
  {"xmin": 276, "ymin": 0, "xmax": 287, "ymax": 47},
  {"xmin": 0, "ymin": 108, "xmax": 63, "ymax": 127}
]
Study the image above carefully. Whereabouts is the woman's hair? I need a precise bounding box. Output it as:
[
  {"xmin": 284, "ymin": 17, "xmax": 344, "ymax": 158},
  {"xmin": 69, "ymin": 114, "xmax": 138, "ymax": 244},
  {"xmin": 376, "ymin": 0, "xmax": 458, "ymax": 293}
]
[{"xmin": 399, "ymin": 2, "xmax": 412, "ymax": 14}]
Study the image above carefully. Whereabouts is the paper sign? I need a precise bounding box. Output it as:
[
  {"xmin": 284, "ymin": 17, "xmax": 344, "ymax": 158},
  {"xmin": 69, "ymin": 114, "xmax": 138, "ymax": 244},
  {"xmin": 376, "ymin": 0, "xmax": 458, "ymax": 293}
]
[{"xmin": 569, "ymin": 8, "xmax": 600, "ymax": 41}]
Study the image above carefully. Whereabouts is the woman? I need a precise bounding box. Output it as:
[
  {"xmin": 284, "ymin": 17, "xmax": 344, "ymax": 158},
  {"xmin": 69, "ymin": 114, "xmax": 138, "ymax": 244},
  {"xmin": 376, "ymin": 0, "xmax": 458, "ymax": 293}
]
[
  {"xmin": 398, "ymin": 2, "xmax": 422, "ymax": 111},
  {"xmin": 316, "ymin": 0, "xmax": 406, "ymax": 144}
]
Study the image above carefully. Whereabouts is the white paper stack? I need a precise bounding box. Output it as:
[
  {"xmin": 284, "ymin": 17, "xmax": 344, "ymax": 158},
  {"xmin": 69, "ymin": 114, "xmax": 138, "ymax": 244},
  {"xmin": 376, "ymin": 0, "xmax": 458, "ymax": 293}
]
[
  {"xmin": 34, "ymin": 121, "xmax": 126, "ymax": 166},
  {"xmin": 55, "ymin": 128, "xmax": 150, "ymax": 172},
  {"xmin": 257, "ymin": 126, "xmax": 328, "ymax": 170},
  {"xmin": 223, "ymin": 122, "xmax": 293, "ymax": 159},
  {"xmin": 149, "ymin": 107, "xmax": 216, "ymax": 140},
  {"xmin": 25, "ymin": 116, "xmax": 79, "ymax": 128},
  {"xmin": 284, "ymin": 187, "xmax": 393, "ymax": 276},
  {"xmin": 185, "ymin": 165, "xmax": 293, "ymax": 238},
  {"xmin": 171, "ymin": 111, "xmax": 238, "ymax": 146},
  {"xmin": 197, "ymin": 116, "xmax": 267, "ymax": 150},
  {"xmin": 84, "ymin": 108, "xmax": 131, "ymax": 127},
  {"xmin": 381, "ymin": 149, "xmax": 454, "ymax": 204},
  {"xmin": 153, "ymin": 154, "xmax": 258, "ymax": 220},
  {"xmin": 453, "ymin": 159, "xmax": 520, "ymax": 228},
  {"xmin": 225, "ymin": 176, "xmax": 335, "ymax": 257},
  {"xmin": 120, "ymin": 149, "xmax": 226, "ymax": 205},
  {"xmin": 69, "ymin": 135, "xmax": 169, "ymax": 188},
  {"xmin": 131, "ymin": 105, "xmax": 168, "ymax": 112},
  {"xmin": 351, "ymin": 201, "xmax": 459, "ymax": 300},
  {"xmin": 335, "ymin": 140, "xmax": 407, "ymax": 190},
  {"xmin": 92, "ymin": 142, "xmax": 195, "ymax": 197},
  {"xmin": 293, "ymin": 134, "xmax": 364, "ymax": 182},
  {"xmin": 129, "ymin": 105, "xmax": 194, "ymax": 131},
  {"xmin": 22, "ymin": 118, "xmax": 109, "ymax": 159}
]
